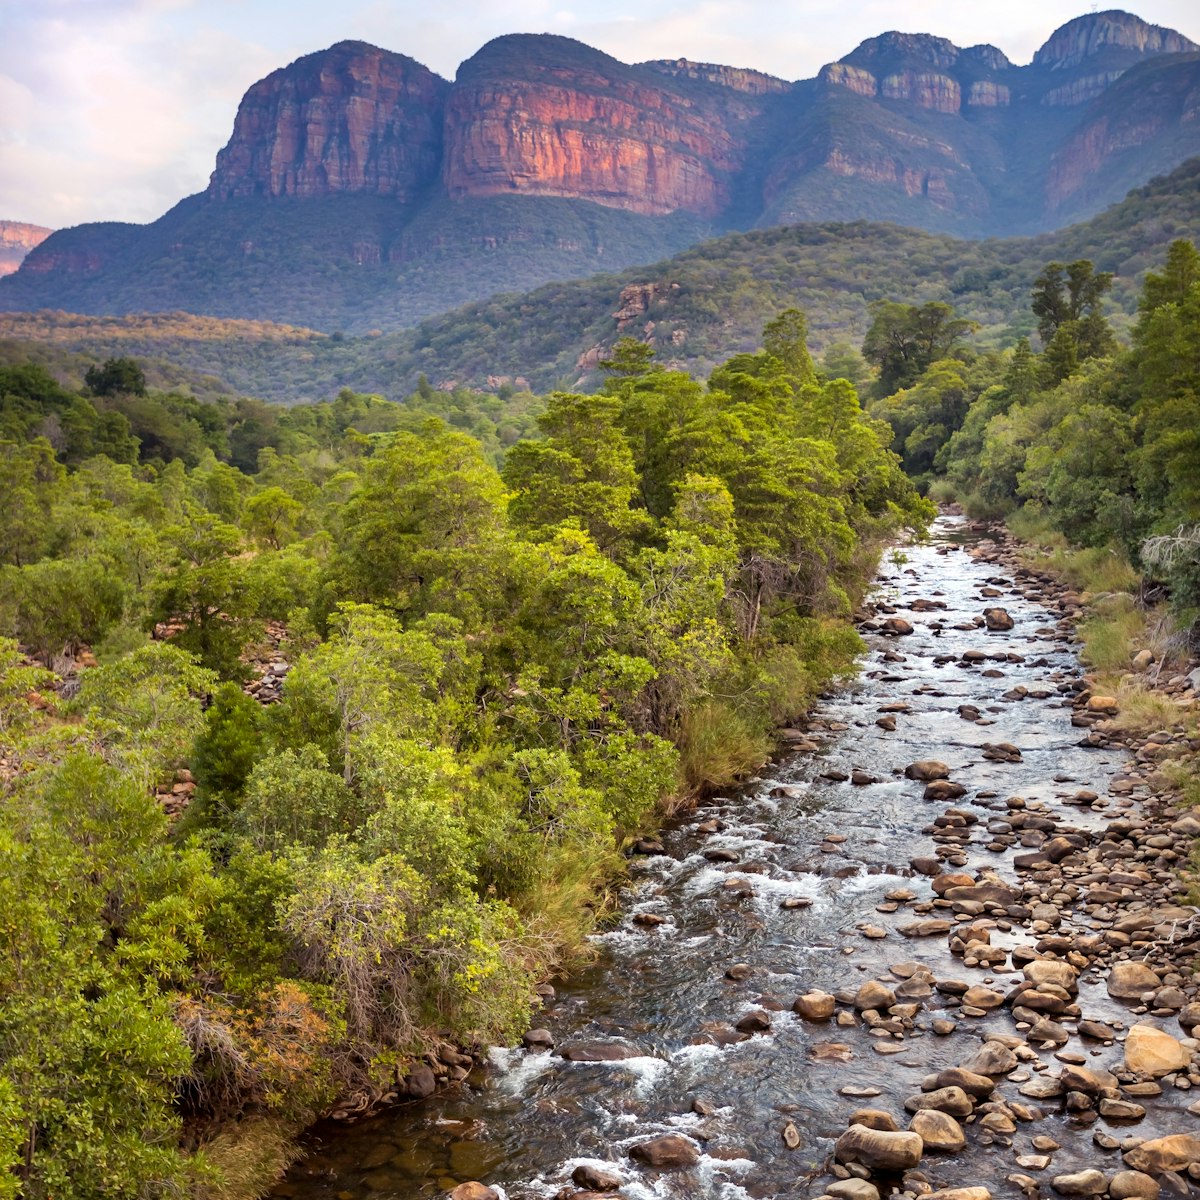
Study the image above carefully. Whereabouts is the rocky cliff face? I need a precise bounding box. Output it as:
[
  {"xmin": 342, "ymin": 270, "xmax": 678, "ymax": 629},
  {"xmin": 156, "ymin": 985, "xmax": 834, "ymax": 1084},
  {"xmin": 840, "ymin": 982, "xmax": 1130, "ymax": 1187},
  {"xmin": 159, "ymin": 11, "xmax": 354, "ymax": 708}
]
[
  {"xmin": 0, "ymin": 222, "xmax": 53, "ymax": 277},
  {"xmin": 6, "ymin": 11, "xmax": 1200, "ymax": 329},
  {"xmin": 1033, "ymin": 11, "xmax": 1196, "ymax": 70},
  {"xmin": 441, "ymin": 35, "xmax": 769, "ymax": 218},
  {"xmin": 1045, "ymin": 53, "xmax": 1200, "ymax": 212},
  {"xmin": 642, "ymin": 59, "xmax": 792, "ymax": 95},
  {"xmin": 208, "ymin": 41, "xmax": 449, "ymax": 200}
]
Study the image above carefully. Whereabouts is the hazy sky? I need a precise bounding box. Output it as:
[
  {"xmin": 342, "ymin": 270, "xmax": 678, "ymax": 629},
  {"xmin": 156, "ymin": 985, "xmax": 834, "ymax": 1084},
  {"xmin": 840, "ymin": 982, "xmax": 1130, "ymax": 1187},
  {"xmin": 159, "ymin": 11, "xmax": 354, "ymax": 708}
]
[{"xmin": 2, "ymin": 0, "xmax": 1196, "ymax": 230}]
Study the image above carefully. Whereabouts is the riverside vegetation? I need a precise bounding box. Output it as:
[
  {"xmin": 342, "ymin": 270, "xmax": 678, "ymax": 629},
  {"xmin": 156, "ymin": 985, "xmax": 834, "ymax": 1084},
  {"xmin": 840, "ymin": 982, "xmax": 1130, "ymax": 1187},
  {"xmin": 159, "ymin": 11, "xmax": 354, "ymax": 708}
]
[
  {"xmin": 1, "ymin": 232, "xmax": 1199, "ymax": 1197},
  {"xmin": 0, "ymin": 314, "xmax": 929, "ymax": 1196}
]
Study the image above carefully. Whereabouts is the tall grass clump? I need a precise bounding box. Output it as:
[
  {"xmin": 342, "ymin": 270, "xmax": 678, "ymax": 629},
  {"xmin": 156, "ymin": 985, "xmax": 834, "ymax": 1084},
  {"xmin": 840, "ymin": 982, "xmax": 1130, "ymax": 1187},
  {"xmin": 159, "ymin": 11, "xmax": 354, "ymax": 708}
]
[{"xmin": 677, "ymin": 698, "xmax": 771, "ymax": 797}]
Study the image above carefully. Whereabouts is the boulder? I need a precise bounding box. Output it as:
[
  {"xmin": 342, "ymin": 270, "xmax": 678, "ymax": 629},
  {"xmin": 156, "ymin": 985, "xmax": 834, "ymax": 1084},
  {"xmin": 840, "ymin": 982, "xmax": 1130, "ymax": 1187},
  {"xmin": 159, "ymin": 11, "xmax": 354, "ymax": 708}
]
[
  {"xmin": 1123, "ymin": 1024, "xmax": 1191, "ymax": 1077},
  {"xmin": 848, "ymin": 1109, "xmax": 899, "ymax": 1131},
  {"xmin": 984, "ymin": 607, "xmax": 1014, "ymax": 631},
  {"xmin": 560, "ymin": 1042, "xmax": 637, "ymax": 1062},
  {"xmin": 1023, "ymin": 960, "xmax": 1078, "ymax": 992},
  {"xmin": 448, "ymin": 1186, "xmax": 499, "ymax": 1200},
  {"xmin": 906, "ymin": 760, "xmax": 950, "ymax": 781},
  {"xmin": 1109, "ymin": 1171, "xmax": 1160, "ymax": 1200},
  {"xmin": 793, "ymin": 991, "xmax": 837, "ymax": 1021},
  {"xmin": 1122, "ymin": 1133, "xmax": 1200, "ymax": 1174},
  {"xmin": 882, "ymin": 617, "xmax": 914, "ymax": 636},
  {"xmin": 961, "ymin": 1040, "xmax": 1018, "ymax": 1076},
  {"xmin": 925, "ymin": 780, "xmax": 968, "ymax": 800},
  {"xmin": 835, "ymin": 1124, "xmax": 923, "ymax": 1171},
  {"xmin": 962, "ymin": 985, "xmax": 1005, "ymax": 1010},
  {"xmin": 1050, "ymin": 1169, "xmax": 1108, "ymax": 1196},
  {"xmin": 982, "ymin": 741, "xmax": 1022, "ymax": 762},
  {"xmin": 904, "ymin": 1086, "xmax": 974, "ymax": 1117},
  {"xmin": 827, "ymin": 1181, "xmax": 881, "ymax": 1200},
  {"xmin": 572, "ymin": 1163, "xmax": 624, "ymax": 1190},
  {"xmin": 1178, "ymin": 1002, "xmax": 1200, "ymax": 1034},
  {"xmin": 931, "ymin": 871, "xmax": 975, "ymax": 895},
  {"xmin": 521, "ymin": 1028, "xmax": 554, "ymax": 1051},
  {"xmin": 910, "ymin": 1109, "xmax": 966, "ymax": 1152},
  {"xmin": 403, "ymin": 1064, "xmax": 437, "ymax": 1098},
  {"xmin": 1107, "ymin": 962, "xmax": 1160, "ymax": 1000},
  {"xmin": 934, "ymin": 1068, "xmax": 994, "ymax": 1098},
  {"xmin": 629, "ymin": 1135, "xmax": 700, "ymax": 1169},
  {"xmin": 735, "ymin": 1009, "xmax": 772, "ymax": 1034},
  {"xmin": 927, "ymin": 1191, "xmax": 991, "ymax": 1200},
  {"xmin": 853, "ymin": 981, "xmax": 896, "ymax": 1012}
]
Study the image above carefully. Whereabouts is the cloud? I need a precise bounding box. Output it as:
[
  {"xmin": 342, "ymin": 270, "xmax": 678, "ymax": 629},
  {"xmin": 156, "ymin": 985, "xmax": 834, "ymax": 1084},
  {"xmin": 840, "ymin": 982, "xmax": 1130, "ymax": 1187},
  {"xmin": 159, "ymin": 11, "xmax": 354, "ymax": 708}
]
[{"xmin": 0, "ymin": 0, "xmax": 274, "ymax": 226}]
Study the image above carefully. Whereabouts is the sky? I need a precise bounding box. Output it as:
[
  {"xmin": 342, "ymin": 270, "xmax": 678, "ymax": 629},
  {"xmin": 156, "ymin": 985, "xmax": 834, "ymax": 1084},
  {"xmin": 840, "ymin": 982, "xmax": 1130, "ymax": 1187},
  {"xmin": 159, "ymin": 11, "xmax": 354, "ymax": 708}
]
[{"xmin": 1, "ymin": 0, "xmax": 1197, "ymax": 230}]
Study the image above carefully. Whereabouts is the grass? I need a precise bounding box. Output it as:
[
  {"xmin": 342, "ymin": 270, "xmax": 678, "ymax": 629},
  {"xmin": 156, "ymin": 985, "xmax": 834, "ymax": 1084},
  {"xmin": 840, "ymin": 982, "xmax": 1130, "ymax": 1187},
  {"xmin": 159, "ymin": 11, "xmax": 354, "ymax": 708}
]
[
  {"xmin": 1109, "ymin": 683, "xmax": 1189, "ymax": 736},
  {"xmin": 677, "ymin": 698, "xmax": 771, "ymax": 796},
  {"xmin": 1008, "ymin": 507, "xmax": 1141, "ymax": 595},
  {"xmin": 194, "ymin": 1118, "xmax": 300, "ymax": 1200},
  {"xmin": 1078, "ymin": 594, "xmax": 1146, "ymax": 673}
]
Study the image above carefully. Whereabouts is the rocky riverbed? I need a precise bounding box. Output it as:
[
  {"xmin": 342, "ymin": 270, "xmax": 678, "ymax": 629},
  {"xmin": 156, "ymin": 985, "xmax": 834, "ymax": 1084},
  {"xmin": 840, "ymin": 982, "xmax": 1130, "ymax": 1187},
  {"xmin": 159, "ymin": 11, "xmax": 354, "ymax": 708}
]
[{"xmin": 273, "ymin": 515, "xmax": 1200, "ymax": 1200}]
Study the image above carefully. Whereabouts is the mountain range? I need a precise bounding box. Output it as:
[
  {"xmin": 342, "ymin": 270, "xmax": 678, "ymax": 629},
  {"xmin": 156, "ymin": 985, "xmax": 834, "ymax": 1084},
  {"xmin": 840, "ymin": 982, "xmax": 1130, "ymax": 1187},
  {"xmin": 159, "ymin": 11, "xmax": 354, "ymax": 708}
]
[{"xmin": 2, "ymin": 9, "xmax": 1199, "ymax": 333}]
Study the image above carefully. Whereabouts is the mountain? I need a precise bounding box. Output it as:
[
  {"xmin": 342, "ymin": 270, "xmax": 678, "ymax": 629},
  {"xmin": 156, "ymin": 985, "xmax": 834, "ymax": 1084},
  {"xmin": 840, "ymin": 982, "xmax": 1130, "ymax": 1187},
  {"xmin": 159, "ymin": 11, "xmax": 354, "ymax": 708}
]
[
  {"xmin": 3, "ymin": 11, "xmax": 1198, "ymax": 332},
  {"xmin": 6, "ymin": 155, "xmax": 1198, "ymax": 404},
  {"xmin": 0, "ymin": 222, "xmax": 53, "ymax": 277}
]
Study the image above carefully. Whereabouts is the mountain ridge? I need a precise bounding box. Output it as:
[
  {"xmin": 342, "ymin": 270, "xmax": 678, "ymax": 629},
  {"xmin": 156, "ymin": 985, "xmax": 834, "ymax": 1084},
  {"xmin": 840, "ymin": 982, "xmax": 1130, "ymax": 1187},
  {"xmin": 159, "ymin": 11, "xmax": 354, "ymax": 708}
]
[{"xmin": 4, "ymin": 10, "xmax": 1199, "ymax": 332}]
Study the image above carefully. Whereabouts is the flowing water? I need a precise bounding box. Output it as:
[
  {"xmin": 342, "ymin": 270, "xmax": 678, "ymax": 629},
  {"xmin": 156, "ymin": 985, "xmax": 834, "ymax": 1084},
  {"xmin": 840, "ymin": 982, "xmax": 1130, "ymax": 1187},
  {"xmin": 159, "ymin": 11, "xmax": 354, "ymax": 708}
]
[{"xmin": 273, "ymin": 515, "xmax": 1192, "ymax": 1200}]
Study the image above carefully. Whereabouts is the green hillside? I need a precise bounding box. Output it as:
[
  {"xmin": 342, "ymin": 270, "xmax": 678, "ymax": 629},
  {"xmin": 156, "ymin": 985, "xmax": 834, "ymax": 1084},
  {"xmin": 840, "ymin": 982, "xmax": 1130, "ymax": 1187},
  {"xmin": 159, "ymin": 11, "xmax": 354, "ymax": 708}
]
[
  {"xmin": 3, "ymin": 157, "xmax": 1199, "ymax": 403},
  {"xmin": 0, "ymin": 195, "xmax": 714, "ymax": 335}
]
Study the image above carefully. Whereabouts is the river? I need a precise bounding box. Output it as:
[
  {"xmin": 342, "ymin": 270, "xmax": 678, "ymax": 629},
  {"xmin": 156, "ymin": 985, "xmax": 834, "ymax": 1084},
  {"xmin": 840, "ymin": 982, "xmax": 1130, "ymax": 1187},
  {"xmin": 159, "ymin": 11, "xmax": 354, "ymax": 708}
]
[{"xmin": 272, "ymin": 514, "xmax": 1199, "ymax": 1200}]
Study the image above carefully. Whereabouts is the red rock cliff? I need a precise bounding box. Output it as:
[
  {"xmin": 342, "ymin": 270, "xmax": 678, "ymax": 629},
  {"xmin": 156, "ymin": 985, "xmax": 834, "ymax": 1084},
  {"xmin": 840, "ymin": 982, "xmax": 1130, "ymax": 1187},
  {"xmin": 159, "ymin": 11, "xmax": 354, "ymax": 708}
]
[
  {"xmin": 441, "ymin": 35, "xmax": 766, "ymax": 218},
  {"xmin": 0, "ymin": 222, "xmax": 53, "ymax": 277},
  {"xmin": 208, "ymin": 41, "xmax": 449, "ymax": 200}
]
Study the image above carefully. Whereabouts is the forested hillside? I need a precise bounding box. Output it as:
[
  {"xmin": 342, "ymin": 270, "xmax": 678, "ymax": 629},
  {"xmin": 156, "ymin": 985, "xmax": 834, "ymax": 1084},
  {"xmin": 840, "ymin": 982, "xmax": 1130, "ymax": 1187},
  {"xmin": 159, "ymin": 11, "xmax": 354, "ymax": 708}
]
[
  {"xmin": 4, "ymin": 156, "xmax": 1199, "ymax": 404},
  {"xmin": 0, "ymin": 317, "xmax": 929, "ymax": 1195}
]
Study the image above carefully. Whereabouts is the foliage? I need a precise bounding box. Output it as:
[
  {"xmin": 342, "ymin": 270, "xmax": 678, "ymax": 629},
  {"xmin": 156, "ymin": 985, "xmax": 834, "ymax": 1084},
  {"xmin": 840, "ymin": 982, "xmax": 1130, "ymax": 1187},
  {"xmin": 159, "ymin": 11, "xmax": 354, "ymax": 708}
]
[
  {"xmin": 927, "ymin": 238, "xmax": 1200, "ymax": 630},
  {"xmin": 84, "ymin": 356, "xmax": 146, "ymax": 398},
  {"xmin": 0, "ymin": 307, "xmax": 932, "ymax": 1195}
]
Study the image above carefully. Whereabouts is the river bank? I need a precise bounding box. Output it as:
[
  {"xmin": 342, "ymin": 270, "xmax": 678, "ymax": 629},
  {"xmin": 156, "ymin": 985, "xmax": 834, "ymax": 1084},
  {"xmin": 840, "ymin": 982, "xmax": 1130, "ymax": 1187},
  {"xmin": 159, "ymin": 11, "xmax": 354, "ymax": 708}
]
[{"xmin": 272, "ymin": 513, "xmax": 1200, "ymax": 1200}]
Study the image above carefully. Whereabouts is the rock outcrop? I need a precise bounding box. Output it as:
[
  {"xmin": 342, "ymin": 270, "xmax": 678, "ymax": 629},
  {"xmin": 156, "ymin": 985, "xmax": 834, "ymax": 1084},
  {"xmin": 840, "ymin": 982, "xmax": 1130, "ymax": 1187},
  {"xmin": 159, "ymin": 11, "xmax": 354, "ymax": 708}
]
[
  {"xmin": 0, "ymin": 222, "xmax": 53, "ymax": 277},
  {"xmin": 208, "ymin": 41, "xmax": 449, "ymax": 201},
  {"xmin": 1032, "ymin": 11, "xmax": 1196, "ymax": 70},
  {"xmin": 6, "ymin": 11, "xmax": 1200, "ymax": 329},
  {"xmin": 441, "ymin": 35, "xmax": 770, "ymax": 218},
  {"xmin": 642, "ymin": 58, "xmax": 791, "ymax": 96}
]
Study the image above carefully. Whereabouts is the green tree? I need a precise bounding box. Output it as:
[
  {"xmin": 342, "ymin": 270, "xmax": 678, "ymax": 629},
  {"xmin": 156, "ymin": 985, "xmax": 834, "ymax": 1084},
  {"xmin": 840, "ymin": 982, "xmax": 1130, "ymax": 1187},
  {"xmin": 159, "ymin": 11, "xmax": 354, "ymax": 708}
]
[
  {"xmin": 762, "ymin": 308, "xmax": 817, "ymax": 389},
  {"xmin": 503, "ymin": 392, "xmax": 652, "ymax": 557},
  {"xmin": 72, "ymin": 642, "xmax": 215, "ymax": 786},
  {"xmin": 1031, "ymin": 259, "xmax": 1116, "ymax": 370},
  {"xmin": 84, "ymin": 357, "xmax": 147, "ymax": 398},
  {"xmin": 0, "ymin": 754, "xmax": 193, "ymax": 1198},
  {"xmin": 862, "ymin": 301, "xmax": 977, "ymax": 395}
]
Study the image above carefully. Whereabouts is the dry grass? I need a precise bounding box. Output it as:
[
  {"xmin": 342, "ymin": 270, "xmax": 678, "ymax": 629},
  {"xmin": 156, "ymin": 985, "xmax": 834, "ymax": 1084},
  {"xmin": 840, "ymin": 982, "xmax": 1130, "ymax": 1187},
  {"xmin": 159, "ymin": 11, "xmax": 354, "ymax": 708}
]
[
  {"xmin": 1108, "ymin": 683, "xmax": 1189, "ymax": 737},
  {"xmin": 193, "ymin": 1118, "xmax": 299, "ymax": 1200},
  {"xmin": 677, "ymin": 699, "xmax": 770, "ymax": 796}
]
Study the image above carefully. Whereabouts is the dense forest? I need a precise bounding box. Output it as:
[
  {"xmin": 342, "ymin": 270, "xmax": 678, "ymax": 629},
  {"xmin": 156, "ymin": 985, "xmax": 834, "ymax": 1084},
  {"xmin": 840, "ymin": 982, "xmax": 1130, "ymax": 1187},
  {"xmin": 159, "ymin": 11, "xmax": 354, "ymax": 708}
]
[{"xmin": 0, "ymin": 313, "xmax": 930, "ymax": 1195}]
